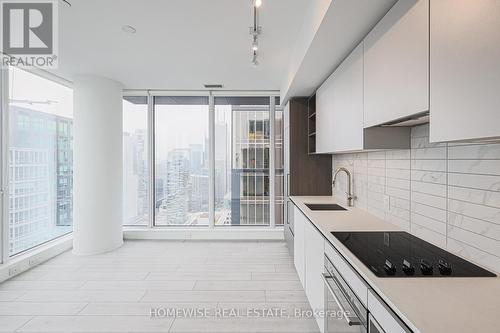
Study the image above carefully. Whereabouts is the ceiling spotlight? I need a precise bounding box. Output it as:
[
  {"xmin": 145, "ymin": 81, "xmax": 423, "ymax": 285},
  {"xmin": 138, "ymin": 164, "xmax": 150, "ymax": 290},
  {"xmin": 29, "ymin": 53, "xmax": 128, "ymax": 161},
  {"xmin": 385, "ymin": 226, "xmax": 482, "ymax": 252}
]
[
  {"xmin": 252, "ymin": 37, "xmax": 259, "ymax": 51},
  {"xmin": 121, "ymin": 25, "xmax": 137, "ymax": 34},
  {"xmin": 254, "ymin": 0, "xmax": 262, "ymax": 8}
]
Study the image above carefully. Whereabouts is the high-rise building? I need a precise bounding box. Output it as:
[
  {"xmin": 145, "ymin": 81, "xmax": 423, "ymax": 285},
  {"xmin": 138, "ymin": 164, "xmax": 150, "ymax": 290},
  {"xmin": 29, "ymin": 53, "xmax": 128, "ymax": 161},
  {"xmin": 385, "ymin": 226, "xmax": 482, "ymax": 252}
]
[
  {"xmin": 215, "ymin": 120, "xmax": 230, "ymax": 224},
  {"xmin": 123, "ymin": 129, "xmax": 148, "ymax": 225},
  {"xmin": 8, "ymin": 106, "xmax": 73, "ymax": 254},
  {"xmin": 56, "ymin": 117, "xmax": 73, "ymax": 227},
  {"xmin": 230, "ymin": 106, "xmax": 270, "ymax": 225},
  {"xmin": 189, "ymin": 174, "xmax": 209, "ymax": 213},
  {"xmin": 164, "ymin": 149, "xmax": 190, "ymax": 225},
  {"xmin": 189, "ymin": 144, "xmax": 204, "ymax": 174}
]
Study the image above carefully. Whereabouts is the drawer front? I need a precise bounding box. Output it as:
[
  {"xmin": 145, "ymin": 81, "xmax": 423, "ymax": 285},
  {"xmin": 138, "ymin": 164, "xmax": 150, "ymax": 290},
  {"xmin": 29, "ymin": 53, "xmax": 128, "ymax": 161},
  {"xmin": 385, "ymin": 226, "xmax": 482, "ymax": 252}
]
[
  {"xmin": 324, "ymin": 242, "xmax": 368, "ymax": 307},
  {"xmin": 368, "ymin": 290, "xmax": 411, "ymax": 333}
]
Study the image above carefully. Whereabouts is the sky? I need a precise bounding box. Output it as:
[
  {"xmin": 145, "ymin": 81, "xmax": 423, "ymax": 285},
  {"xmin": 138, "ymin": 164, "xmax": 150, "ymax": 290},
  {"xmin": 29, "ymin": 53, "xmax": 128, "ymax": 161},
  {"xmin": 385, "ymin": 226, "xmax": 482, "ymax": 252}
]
[
  {"xmin": 123, "ymin": 101, "xmax": 212, "ymax": 162},
  {"xmin": 9, "ymin": 67, "xmax": 235, "ymax": 164},
  {"xmin": 154, "ymin": 105, "xmax": 208, "ymax": 161},
  {"xmin": 8, "ymin": 67, "xmax": 73, "ymax": 118}
]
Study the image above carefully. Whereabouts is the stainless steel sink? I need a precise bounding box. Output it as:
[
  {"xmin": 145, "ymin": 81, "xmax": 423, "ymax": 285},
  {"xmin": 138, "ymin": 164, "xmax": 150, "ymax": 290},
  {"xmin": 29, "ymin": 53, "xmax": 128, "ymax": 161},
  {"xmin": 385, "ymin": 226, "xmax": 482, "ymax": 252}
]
[{"xmin": 305, "ymin": 203, "xmax": 347, "ymax": 211}]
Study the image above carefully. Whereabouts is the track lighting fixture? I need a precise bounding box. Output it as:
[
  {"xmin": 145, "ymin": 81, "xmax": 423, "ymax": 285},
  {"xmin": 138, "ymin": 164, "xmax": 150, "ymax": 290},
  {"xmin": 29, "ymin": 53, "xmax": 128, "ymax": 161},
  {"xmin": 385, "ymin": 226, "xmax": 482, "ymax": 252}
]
[{"xmin": 250, "ymin": 0, "xmax": 262, "ymax": 66}]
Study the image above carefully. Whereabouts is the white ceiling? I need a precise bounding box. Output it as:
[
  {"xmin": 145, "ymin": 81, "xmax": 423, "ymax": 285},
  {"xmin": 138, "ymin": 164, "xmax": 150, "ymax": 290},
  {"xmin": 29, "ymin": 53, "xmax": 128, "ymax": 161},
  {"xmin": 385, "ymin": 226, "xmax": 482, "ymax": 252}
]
[
  {"xmin": 280, "ymin": 0, "xmax": 397, "ymax": 103},
  {"xmin": 52, "ymin": 0, "xmax": 310, "ymax": 90}
]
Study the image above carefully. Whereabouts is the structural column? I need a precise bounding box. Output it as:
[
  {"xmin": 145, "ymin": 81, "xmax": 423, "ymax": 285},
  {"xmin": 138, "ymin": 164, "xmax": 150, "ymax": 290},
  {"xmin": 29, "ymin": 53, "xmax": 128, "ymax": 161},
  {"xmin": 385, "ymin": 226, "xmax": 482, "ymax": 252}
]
[{"xmin": 73, "ymin": 75, "xmax": 123, "ymax": 255}]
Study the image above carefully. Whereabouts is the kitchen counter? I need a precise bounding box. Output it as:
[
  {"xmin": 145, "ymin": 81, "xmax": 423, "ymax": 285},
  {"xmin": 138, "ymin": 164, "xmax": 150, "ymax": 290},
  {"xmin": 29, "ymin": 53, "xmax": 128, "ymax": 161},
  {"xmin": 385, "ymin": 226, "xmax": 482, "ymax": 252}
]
[{"xmin": 290, "ymin": 195, "xmax": 500, "ymax": 333}]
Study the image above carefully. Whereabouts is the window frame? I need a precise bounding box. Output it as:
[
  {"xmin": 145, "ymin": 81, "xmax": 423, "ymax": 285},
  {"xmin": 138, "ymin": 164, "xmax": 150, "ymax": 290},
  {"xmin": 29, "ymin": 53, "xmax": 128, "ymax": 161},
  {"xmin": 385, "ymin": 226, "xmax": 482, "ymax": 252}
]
[
  {"xmin": 1, "ymin": 65, "xmax": 7, "ymax": 264},
  {"xmin": 152, "ymin": 94, "xmax": 210, "ymax": 227},
  {"xmin": 213, "ymin": 93, "xmax": 277, "ymax": 227},
  {"xmin": 122, "ymin": 95, "xmax": 150, "ymax": 227},
  {"xmin": 122, "ymin": 90, "xmax": 282, "ymax": 229}
]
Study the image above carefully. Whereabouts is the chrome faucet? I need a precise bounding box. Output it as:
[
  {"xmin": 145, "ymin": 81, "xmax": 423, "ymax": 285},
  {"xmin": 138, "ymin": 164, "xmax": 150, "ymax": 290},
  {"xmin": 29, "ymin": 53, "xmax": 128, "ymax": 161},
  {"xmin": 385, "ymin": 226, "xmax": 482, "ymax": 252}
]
[{"xmin": 332, "ymin": 167, "xmax": 355, "ymax": 207}]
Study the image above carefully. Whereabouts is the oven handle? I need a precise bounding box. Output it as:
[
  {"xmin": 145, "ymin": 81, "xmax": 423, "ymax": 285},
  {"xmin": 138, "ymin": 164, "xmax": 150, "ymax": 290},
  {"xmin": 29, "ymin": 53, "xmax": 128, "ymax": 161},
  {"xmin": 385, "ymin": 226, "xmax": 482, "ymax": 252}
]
[{"xmin": 321, "ymin": 273, "xmax": 361, "ymax": 326}]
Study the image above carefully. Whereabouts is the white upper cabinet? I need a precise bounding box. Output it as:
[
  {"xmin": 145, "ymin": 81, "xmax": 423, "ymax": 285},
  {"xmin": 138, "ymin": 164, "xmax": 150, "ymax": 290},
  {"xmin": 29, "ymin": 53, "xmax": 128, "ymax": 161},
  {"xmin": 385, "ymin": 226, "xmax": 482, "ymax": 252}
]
[
  {"xmin": 315, "ymin": 69, "xmax": 336, "ymax": 154},
  {"xmin": 316, "ymin": 42, "xmax": 364, "ymax": 153},
  {"xmin": 364, "ymin": 0, "xmax": 429, "ymax": 127},
  {"xmin": 430, "ymin": 0, "xmax": 500, "ymax": 142},
  {"xmin": 315, "ymin": 41, "xmax": 410, "ymax": 154},
  {"xmin": 331, "ymin": 42, "xmax": 364, "ymax": 153}
]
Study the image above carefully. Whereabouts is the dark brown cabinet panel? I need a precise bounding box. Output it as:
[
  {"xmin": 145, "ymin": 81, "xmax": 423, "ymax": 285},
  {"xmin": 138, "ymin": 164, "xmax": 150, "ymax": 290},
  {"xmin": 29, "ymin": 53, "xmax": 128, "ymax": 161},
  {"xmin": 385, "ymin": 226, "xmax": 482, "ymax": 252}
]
[{"xmin": 288, "ymin": 98, "xmax": 332, "ymax": 196}]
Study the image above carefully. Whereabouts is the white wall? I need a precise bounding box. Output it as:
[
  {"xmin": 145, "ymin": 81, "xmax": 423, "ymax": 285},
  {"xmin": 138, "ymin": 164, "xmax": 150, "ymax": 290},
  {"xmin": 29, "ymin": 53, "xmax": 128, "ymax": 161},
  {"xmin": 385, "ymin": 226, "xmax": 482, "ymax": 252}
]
[{"xmin": 333, "ymin": 124, "xmax": 500, "ymax": 273}]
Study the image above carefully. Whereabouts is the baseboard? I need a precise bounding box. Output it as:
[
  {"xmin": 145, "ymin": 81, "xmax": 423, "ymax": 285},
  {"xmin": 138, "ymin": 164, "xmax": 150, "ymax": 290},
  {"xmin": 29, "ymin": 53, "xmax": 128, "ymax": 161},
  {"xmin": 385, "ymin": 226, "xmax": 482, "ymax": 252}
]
[{"xmin": 123, "ymin": 227, "xmax": 285, "ymax": 241}]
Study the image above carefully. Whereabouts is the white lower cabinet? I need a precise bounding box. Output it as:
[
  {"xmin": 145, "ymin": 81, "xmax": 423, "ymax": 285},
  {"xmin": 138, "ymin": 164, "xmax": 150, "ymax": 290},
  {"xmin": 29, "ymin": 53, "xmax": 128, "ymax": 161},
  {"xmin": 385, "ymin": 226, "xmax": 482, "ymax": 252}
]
[
  {"xmin": 293, "ymin": 206, "xmax": 306, "ymax": 286},
  {"xmin": 304, "ymin": 218, "xmax": 325, "ymax": 332},
  {"xmin": 292, "ymin": 205, "xmax": 411, "ymax": 333},
  {"xmin": 293, "ymin": 205, "xmax": 325, "ymax": 333}
]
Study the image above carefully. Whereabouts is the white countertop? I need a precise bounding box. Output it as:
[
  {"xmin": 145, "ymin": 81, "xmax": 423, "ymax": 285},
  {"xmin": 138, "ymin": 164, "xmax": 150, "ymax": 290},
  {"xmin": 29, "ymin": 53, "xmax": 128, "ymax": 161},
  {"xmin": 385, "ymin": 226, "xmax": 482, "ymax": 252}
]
[{"xmin": 290, "ymin": 196, "xmax": 500, "ymax": 333}]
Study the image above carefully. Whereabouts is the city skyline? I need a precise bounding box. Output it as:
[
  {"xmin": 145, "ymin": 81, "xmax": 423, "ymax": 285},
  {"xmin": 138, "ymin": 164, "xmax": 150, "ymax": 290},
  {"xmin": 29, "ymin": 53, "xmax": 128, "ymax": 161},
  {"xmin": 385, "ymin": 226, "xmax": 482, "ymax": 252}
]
[{"xmin": 122, "ymin": 98, "xmax": 283, "ymax": 227}]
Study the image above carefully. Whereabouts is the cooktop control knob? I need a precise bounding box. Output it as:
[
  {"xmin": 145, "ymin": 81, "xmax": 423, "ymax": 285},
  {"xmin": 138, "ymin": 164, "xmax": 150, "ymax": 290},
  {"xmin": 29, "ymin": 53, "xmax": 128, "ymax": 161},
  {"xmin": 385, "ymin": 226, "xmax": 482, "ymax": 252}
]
[
  {"xmin": 438, "ymin": 258, "xmax": 452, "ymax": 275},
  {"xmin": 402, "ymin": 259, "xmax": 415, "ymax": 275},
  {"xmin": 384, "ymin": 259, "xmax": 396, "ymax": 275},
  {"xmin": 420, "ymin": 259, "xmax": 433, "ymax": 275}
]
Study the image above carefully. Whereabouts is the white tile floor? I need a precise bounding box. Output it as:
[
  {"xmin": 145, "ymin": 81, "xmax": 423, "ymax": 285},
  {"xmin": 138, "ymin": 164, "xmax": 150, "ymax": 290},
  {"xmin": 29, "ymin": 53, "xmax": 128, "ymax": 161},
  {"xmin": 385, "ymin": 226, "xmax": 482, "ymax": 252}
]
[{"xmin": 0, "ymin": 240, "xmax": 320, "ymax": 333}]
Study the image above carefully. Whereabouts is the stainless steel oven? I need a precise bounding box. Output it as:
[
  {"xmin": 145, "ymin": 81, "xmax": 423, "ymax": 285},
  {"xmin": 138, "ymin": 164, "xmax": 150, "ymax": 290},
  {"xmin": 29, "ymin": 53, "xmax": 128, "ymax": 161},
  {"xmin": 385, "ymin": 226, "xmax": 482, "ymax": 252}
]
[{"xmin": 322, "ymin": 255, "xmax": 368, "ymax": 333}]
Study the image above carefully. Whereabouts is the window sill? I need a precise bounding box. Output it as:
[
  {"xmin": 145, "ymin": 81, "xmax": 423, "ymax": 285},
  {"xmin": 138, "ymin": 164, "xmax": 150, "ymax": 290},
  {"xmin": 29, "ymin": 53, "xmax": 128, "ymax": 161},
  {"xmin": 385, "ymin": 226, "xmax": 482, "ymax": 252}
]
[{"xmin": 123, "ymin": 227, "xmax": 284, "ymax": 240}]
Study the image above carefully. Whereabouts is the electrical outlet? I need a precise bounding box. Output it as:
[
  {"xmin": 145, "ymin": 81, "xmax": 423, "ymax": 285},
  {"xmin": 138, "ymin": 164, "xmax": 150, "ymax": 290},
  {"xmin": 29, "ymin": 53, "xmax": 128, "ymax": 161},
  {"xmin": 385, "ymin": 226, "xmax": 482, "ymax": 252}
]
[
  {"xmin": 29, "ymin": 257, "xmax": 39, "ymax": 266},
  {"xmin": 8, "ymin": 266, "xmax": 21, "ymax": 277}
]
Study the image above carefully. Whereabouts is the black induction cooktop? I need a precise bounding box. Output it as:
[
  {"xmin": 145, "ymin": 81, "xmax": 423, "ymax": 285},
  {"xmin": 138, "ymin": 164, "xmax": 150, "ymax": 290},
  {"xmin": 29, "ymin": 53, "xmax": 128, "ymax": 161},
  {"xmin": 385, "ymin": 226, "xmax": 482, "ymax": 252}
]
[{"xmin": 332, "ymin": 231, "xmax": 496, "ymax": 278}]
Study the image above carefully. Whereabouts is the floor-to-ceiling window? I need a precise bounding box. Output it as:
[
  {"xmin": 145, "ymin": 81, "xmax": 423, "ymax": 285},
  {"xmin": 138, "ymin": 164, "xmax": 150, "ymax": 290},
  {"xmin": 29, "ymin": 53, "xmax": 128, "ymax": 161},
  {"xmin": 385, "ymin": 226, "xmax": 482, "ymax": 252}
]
[
  {"xmin": 123, "ymin": 96, "xmax": 149, "ymax": 226},
  {"xmin": 215, "ymin": 97, "xmax": 271, "ymax": 226},
  {"xmin": 154, "ymin": 96, "xmax": 209, "ymax": 226},
  {"xmin": 7, "ymin": 67, "xmax": 73, "ymax": 255},
  {"xmin": 120, "ymin": 94, "xmax": 283, "ymax": 229},
  {"xmin": 275, "ymin": 100, "xmax": 284, "ymax": 226}
]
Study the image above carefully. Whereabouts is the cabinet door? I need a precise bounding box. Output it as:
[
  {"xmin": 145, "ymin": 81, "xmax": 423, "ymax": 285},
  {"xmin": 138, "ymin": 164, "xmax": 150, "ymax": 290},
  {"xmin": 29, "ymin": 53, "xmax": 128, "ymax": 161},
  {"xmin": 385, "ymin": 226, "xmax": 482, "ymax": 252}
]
[
  {"xmin": 293, "ymin": 206, "xmax": 306, "ymax": 287},
  {"xmin": 368, "ymin": 291, "xmax": 411, "ymax": 333},
  {"xmin": 283, "ymin": 105, "xmax": 290, "ymax": 195},
  {"xmin": 315, "ymin": 72, "xmax": 335, "ymax": 153},
  {"xmin": 331, "ymin": 42, "xmax": 364, "ymax": 152},
  {"xmin": 304, "ymin": 220, "xmax": 325, "ymax": 333},
  {"xmin": 364, "ymin": 0, "xmax": 429, "ymax": 127},
  {"xmin": 430, "ymin": 0, "xmax": 500, "ymax": 142}
]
